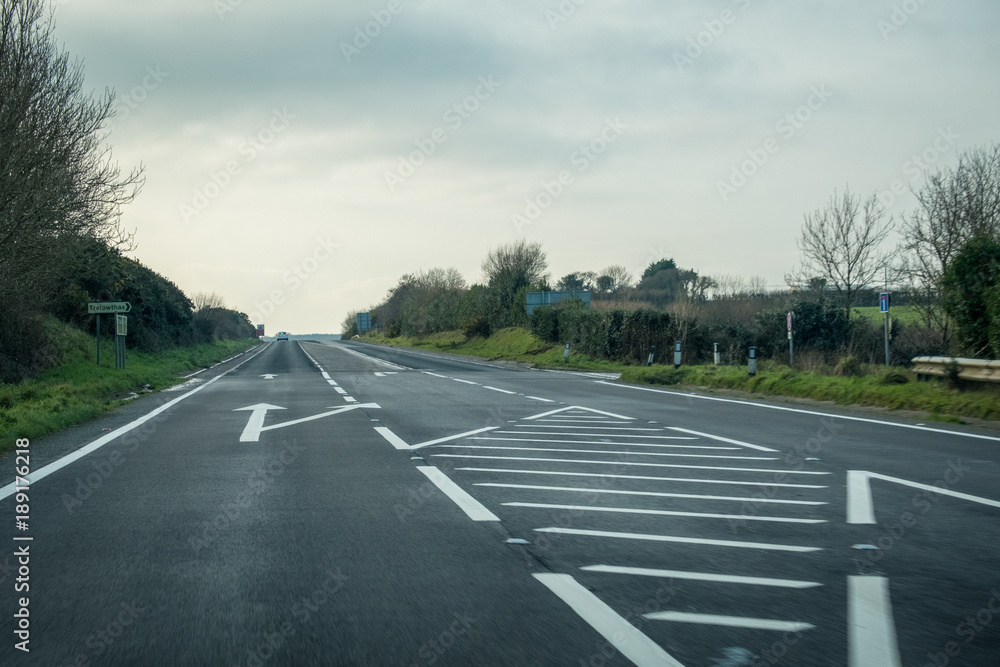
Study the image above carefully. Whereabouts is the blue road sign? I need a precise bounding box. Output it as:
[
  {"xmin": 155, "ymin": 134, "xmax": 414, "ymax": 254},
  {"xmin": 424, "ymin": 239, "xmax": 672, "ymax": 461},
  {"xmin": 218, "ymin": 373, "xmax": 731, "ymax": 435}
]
[{"xmin": 879, "ymin": 293, "xmax": 889, "ymax": 313}]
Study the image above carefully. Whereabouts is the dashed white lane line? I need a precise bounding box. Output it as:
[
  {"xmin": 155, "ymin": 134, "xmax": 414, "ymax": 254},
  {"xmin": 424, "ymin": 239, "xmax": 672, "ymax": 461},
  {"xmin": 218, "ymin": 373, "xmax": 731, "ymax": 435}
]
[
  {"xmin": 525, "ymin": 396, "xmax": 555, "ymax": 403},
  {"xmin": 474, "ymin": 483, "xmax": 826, "ymax": 505},
  {"xmin": 374, "ymin": 426, "xmax": 410, "ymax": 450},
  {"xmin": 456, "ymin": 467, "xmax": 828, "ymax": 488},
  {"xmin": 327, "ymin": 379, "xmax": 339, "ymax": 386},
  {"xmin": 422, "ymin": 372, "xmax": 447, "ymax": 378},
  {"xmin": 440, "ymin": 444, "xmax": 774, "ymax": 460},
  {"xmin": 416, "ymin": 466, "xmax": 499, "ymax": 521},
  {"xmin": 430, "ymin": 453, "xmax": 831, "ymax": 475},
  {"xmin": 533, "ymin": 573, "xmax": 684, "ymax": 667},
  {"xmin": 453, "ymin": 378, "xmax": 479, "ymax": 385},
  {"xmin": 333, "ymin": 386, "xmax": 349, "ymax": 395},
  {"xmin": 507, "ymin": 502, "xmax": 826, "ymax": 524},
  {"xmin": 321, "ymin": 371, "xmax": 331, "ymax": 379},
  {"xmin": 484, "ymin": 385, "xmax": 516, "ymax": 395},
  {"xmin": 848, "ymin": 576, "xmax": 902, "ymax": 667},
  {"xmin": 582, "ymin": 565, "xmax": 822, "ymax": 588},
  {"xmin": 344, "ymin": 397, "xmax": 358, "ymax": 403},
  {"xmin": 534, "ymin": 527, "xmax": 822, "ymax": 553},
  {"xmin": 644, "ymin": 611, "xmax": 814, "ymax": 633}
]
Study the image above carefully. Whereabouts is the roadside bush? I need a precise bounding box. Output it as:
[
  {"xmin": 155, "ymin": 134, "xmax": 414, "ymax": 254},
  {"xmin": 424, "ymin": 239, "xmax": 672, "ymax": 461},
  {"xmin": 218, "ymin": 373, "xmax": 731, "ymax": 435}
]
[
  {"xmin": 530, "ymin": 306, "xmax": 560, "ymax": 343},
  {"xmin": 462, "ymin": 316, "xmax": 491, "ymax": 338},
  {"xmin": 878, "ymin": 368, "xmax": 910, "ymax": 385},
  {"xmin": 835, "ymin": 355, "xmax": 863, "ymax": 377}
]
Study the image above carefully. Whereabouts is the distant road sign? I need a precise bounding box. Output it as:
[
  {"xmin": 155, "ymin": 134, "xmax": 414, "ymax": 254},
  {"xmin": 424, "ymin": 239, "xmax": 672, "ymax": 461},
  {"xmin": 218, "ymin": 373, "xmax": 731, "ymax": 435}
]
[
  {"xmin": 116, "ymin": 315, "xmax": 128, "ymax": 336},
  {"xmin": 88, "ymin": 301, "xmax": 131, "ymax": 314},
  {"xmin": 879, "ymin": 293, "xmax": 889, "ymax": 313},
  {"xmin": 357, "ymin": 312, "xmax": 372, "ymax": 333}
]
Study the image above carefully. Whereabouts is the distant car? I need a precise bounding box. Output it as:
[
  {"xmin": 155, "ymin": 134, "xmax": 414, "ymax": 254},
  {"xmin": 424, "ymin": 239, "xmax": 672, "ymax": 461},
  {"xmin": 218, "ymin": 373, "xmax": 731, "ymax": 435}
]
[{"xmin": 276, "ymin": 331, "xmax": 289, "ymax": 341}]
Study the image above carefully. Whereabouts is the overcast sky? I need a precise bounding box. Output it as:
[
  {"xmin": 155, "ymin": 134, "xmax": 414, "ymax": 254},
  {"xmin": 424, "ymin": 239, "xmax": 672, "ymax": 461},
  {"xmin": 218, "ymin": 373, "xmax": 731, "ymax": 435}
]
[{"xmin": 54, "ymin": 0, "xmax": 1000, "ymax": 333}]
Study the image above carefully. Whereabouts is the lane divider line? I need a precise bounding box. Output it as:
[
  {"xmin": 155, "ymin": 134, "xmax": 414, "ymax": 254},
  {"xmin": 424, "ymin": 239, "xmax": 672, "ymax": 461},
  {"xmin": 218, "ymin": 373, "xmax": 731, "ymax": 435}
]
[
  {"xmin": 533, "ymin": 573, "xmax": 684, "ymax": 667},
  {"xmin": 534, "ymin": 527, "xmax": 822, "ymax": 553},
  {"xmin": 644, "ymin": 611, "xmax": 814, "ymax": 633},
  {"xmin": 848, "ymin": 576, "xmax": 902, "ymax": 667},
  {"xmin": 416, "ymin": 466, "xmax": 499, "ymax": 521},
  {"xmin": 374, "ymin": 426, "xmax": 410, "ymax": 450},
  {"xmin": 506, "ymin": 502, "xmax": 825, "ymax": 524},
  {"xmin": 581, "ymin": 565, "xmax": 822, "ymax": 588}
]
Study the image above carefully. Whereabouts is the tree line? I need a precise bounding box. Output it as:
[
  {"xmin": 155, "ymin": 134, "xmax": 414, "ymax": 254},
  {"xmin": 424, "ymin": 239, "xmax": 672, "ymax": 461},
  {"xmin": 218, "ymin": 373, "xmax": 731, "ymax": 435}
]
[
  {"xmin": 0, "ymin": 1, "xmax": 253, "ymax": 383},
  {"xmin": 348, "ymin": 143, "xmax": 1000, "ymax": 366}
]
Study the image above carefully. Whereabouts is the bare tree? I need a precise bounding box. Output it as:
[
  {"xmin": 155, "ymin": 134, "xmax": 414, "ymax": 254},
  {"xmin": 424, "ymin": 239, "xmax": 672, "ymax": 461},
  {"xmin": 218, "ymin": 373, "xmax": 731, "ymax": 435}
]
[
  {"xmin": 193, "ymin": 292, "xmax": 227, "ymax": 311},
  {"xmin": 900, "ymin": 144, "xmax": 1000, "ymax": 340},
  {"xmin": 481, "ymin": 239, "xmax": 548, "ymax": 328},
  {"xmin": 0, "ymin": 0, "xmax": 143, "ymax": 297},
  {"xmin": 596, "ymin": 265, "xmax": 632, "ymax": 294},
  {"xmin": 787, "ymin": 188, "xmax": 895, "ymax": 319}
]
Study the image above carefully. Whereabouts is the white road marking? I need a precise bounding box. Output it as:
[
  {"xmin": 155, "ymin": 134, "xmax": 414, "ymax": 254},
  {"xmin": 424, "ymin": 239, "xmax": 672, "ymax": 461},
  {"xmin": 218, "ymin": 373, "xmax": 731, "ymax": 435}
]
[
  {"xmin": 416, "ymin": 467, "xmax": 499, "ymax": 521},
  {"xmin": 235, "ymin": 403, "xmax": 286, "ymax": 442},
  {"xmin": 517, "ymin": 425, "xmax": 662, "ymax": 431},
  {"xmin": 321, "ymin": 371, "xmax": 330, "ymax": 379},
  {"xmin": 329, "ymin": 342, "xmax": 409, "ymax": 369},
  {"xmin": 409, "ymin": 427, "xmax": 500, "ymax": 449},
  {"xmin": 535, "ymin": 419, "xmax": 633, "ymax": 424},
  {"xmin": 535, "ymin": 527, "xmax": 821, "ymax": 552},
  {"xmin": 374, "ymin": 426, "xmax": 410, "ymax": 450},
  {"xmin": 344, "ymin": 397, "xmax": 358, "ymax": 403},
  {"xmin": 532, "ymin": 573, "xmax": 684, "ymax": 667},
  {"xmin": 847, "ymin": 471, "xmax": 875, "ymax": 524},
  {"xmin": 431, "ymin": 454, "xmax": 831, "ymax": 475},
  {"xmin": 848, "ymin": 576, "xmax": 902, "ymax": 667},
  {"xmin": 422, "ymin": 372, "xmax": 447, "ymax": 378},
  {"xmin": 475, "ymin": 483, "xmax": 826, "ymax": 505},
  {"xmin": 440, "ymin": 444, "xmax": 774, "ymax": 461},
  {"xmin": 668, "ymin": 427, "xmax": 777, "ymax": 452},
  {"xmin": 333, "ymin": 386, "xmax": 348, "ymax": 395},
  {"xmin": 453, "ymin": 379, "xmax": 478, "ymax": 385},
  {"xmin": 327, "ymin": 379, "xmax": 339, "ymax": 386},
  {"xmin": 457, "ymin": 467, "xmax": 827, "ymax": 488},
  {"xmin": 582, "ymin": 565, "xmax": 822, "ymax": 588},
  {"xmin": 374, "ymin": 372, "xmax": 386, "ymax": 377},
  {"xmin": 525, "ymin": 406, "xmax": 634, "ymax": 421},
  {"xmin": 600, "ymin": 381, "xmax": 1000, "ymax": 443},
  {"xmin": 507, "ymin": 502, "xmax": 825, "ymax": 524},
  {"xmin": 253, "ymin": 404, "xmax": 379, "ymax": 438},
  {"xmin": 0, "ymin": 344, "xmax": 268, "ymax": 498},
  {"xmin": 484, "ymin": 386, "xmax": 516, "ymax": 395},
  {"xmin": 473, "ymin": 437, "xmax": 733, "ymax": 450},
  {"xmin": 496, "ymin": 431, "xmax": 698, "ymax": 440},
  {"xmin": 525, "ymin": 396, "xmax": 554, "ymax": 402},
  {"xmin": 644, "ymin": 612, "xmax": 814, "ymax": 633}
]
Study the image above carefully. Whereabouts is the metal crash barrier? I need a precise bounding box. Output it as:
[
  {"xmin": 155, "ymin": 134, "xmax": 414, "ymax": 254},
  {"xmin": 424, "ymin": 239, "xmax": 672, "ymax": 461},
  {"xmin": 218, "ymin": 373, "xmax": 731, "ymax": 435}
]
[{"xmin": 911, "ymin": 356, "xmax": 1000, "ymax": 383}]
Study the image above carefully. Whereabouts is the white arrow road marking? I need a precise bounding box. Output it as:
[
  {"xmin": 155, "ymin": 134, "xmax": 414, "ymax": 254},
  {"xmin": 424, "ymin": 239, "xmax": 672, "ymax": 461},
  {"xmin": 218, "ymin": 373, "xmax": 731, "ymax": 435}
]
[
  {"xmin": 847, "ymin": 470, "xmax": 1000, "ymax": 524},
  {"xmin": 235, "ymin": 403, "xmax": 380, "ymax": 442},
  {"xmin": 260, "ymin": 374, "xmax": 277, "ymax": 380},
  {"xmin": 235, "ymin": 404, "xmax": 286, "ymax": 442}
]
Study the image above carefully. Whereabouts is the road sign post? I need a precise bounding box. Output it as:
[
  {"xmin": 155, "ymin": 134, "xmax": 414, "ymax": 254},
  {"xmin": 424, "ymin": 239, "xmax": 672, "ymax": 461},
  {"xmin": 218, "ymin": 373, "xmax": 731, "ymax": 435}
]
[
  {"xmin": 673, "ymin": 341, "xmax": 682, "ymax": 369},
  {"xmin": 880, "ymin": 292, "xmax": 890, "ymax": 366},
  {"xmin": 115, "ymin": 315, "xmax": 127, "ymax": 369},
  {"xmin": 787, "ymin": 311, "xmax": 794, "ymax": 367},
  {"xmin": 88, "ymin": 302, "xmax": 131, "ymax": 366}
]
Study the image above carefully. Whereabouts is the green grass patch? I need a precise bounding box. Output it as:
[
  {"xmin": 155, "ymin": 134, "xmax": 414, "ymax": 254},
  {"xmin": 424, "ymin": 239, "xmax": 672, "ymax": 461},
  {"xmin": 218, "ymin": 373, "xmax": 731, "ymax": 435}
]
[
  {"xmin": 853, "ymin": 305, "xmax": 923, "ymax": 325},
  {"xmin": 362, "ymin": 328, "xmax": 1000, "ymax": 424},
  {"xmin": 1, "ymin": 332, "xmax": 258, "ymax": 454}
]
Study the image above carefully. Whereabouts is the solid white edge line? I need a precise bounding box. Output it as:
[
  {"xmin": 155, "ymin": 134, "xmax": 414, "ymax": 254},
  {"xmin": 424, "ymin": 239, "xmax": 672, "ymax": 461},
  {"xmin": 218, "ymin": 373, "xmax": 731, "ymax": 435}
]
[
  {"xmin": 581, "ymin": 565, "xmax": 822, "ymax": 588},
  {"xmin": 416, "ymin": 466, "xmax": 498, "ymax": 521},
  {"xmin": 644, "ymin": 611, "xmax": 814, "ymax": 633},
  {"xmin": 668, "ymin": 427, "xmax": 777, "ymax": 452},
  {"xmin": 0, "ymin": 343, "xmax": 267, "ymax": 499},
  {"xmin": 322, "ymin": 341, "xmax": 409, "ymax": 370},
  {"xmin": 847, "ymin": 471, "xmax": 876, "ymax": 524},
  {"xmin": 532, "ymin": 573, "xmax": 684, "ymax": 667},
  {"xmin": 374, "ymin": 426, "xmax": 410, "ymax": 450},
  {"xmin": 848, "ymin": 576, "xmax": 902, "ymax": 667},
  {"xmin": 599, "ymin": 381, "xmax": 1000, "ymax": 442},
  {"xmin": 410, "ymin": 427, "xmax": 500, "ymax": 449}
]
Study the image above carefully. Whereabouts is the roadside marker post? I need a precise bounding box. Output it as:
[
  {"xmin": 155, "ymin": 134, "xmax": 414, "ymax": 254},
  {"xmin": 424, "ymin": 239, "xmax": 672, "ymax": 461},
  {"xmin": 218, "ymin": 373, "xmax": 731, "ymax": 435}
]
[
  {"xmin": 787, "ymin": 311, "xmax": 794, "ymax": 367},
  {"xmin": 713, "ymin": 343, "xmax": 720, "ymax": 365},
  {"xmin": 647, "ymin": 345, "xmax": 656, "ymax": 367},
  {"xmin": 880, "ymin": 292, "xmax": 890, "ymax": 366},
  {"xmin": 564, "ymin": 342, "xmax": 570, "ymax": 363},
  {"xmin": 748, "ymin": 346, "xmax": 757, "ymax": 377},
  {"xmin": 673, "ymin": 341, "xmax": 681, "ymax": 369}
]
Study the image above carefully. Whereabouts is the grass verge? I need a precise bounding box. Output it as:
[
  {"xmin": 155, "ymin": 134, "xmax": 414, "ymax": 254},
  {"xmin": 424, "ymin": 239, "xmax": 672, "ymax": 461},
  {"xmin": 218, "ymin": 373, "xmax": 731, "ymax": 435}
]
[
  {"xmin": 361, "ymin": 329, "xmax": 1000, "ymax": 423},
  {"xmin": 1, "ymin": 331, "xmax": 258, "ymax": 454}
]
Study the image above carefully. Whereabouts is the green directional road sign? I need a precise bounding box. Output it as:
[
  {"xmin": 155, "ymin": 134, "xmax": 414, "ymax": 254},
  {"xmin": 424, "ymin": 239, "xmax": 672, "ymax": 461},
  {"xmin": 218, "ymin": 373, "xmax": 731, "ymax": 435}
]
[{"xmin": 88, "ymin": 301, "xmax": 132, "ymax": 314}]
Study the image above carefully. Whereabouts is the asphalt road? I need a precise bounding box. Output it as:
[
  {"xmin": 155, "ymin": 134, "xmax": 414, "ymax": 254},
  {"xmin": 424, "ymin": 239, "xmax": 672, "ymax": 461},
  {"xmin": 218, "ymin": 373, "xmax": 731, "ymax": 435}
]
[{"xmin": 2, "ymin": 339, "xmax": 999, "ymax": 666}]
